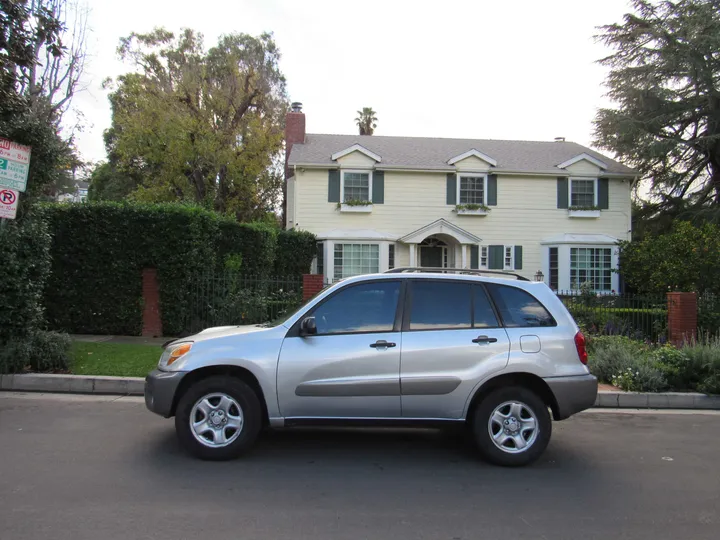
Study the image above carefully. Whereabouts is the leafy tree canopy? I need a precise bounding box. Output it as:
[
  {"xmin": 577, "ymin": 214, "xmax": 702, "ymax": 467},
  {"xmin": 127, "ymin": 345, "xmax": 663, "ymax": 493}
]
[
  {"xmin": 104, "ymin": 28, "xmax": 288, "ymax": 221},
  {"xmin": 594, "ymin": 0, "xmax": 720, "ymax": 226}
]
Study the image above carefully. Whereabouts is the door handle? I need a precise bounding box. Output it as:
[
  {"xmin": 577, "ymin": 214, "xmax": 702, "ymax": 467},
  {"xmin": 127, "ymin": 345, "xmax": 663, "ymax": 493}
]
[
  {"xmin": 370, "ymin": 340, "xmax": 396, "ymax": 348},
  {"xmin": 472, "ymin": 335, "xmax": 498, "ymax": 344}
]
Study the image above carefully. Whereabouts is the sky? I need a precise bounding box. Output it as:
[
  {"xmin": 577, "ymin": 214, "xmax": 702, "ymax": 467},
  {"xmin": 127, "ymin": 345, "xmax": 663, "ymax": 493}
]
[{"xmin": 71, "ymin": 0, "xmax": 634, "ymax": 165}]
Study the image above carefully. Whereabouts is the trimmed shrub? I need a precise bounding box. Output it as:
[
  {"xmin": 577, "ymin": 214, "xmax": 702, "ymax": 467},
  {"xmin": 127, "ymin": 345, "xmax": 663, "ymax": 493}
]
[
  {"xmin": 42, "ymin": 202, "xmax": 315, "ymax": 336},
  {"xmin": 274, "ymin": 230, "xmax": 317, "ymax": 276},
  {"xmin": 0, "ymin": 331, "xmax": 72, "ymax": 373}
]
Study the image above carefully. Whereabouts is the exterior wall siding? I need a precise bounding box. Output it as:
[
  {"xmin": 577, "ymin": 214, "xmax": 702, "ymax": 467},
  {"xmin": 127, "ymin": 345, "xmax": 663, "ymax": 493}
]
[{"xmin": 294, "ymin": 166, "xmax": 631, "ymax": 285}]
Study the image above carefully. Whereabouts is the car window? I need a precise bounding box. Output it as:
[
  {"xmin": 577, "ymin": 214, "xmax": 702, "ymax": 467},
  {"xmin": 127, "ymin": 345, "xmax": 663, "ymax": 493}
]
[
  {"xmin": 409, "ymin": 281, "xmax": 472, "ymax": 330},
  {"xmin": 312, "ymin": 281, "xmax": 400, "ymax": 335},
  {"xmin": 487, "ymin": 284, "xmax": 555, "ymax": 327},
  {"xmin": 473, "ymin": 286, "xmax": 499, "ymax": 328}
]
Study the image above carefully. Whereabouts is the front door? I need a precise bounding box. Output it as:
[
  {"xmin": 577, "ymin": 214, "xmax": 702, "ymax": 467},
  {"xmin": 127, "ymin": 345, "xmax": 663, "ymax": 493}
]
[
  {"xmin": 400, "ymin": 279, "xmax": 510, "ymax": 418},
  {"xmin": 277, "ymin": 280, "xmax": 403, "ymax": 418},
  {"xmin": 420, "ymin": 246, "xmax": 443, "ymax": 268}
]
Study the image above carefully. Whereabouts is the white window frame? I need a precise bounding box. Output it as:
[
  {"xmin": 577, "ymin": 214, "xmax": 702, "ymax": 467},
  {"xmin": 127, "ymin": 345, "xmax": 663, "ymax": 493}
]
[
  {"xmin": 333, "ymin": 243, "xmax": 380, "ymax": 280},
  {"xmin": 457, "ymin": 173, "xmax": 488, "ymax": 205},
  {"xmin": 569, "ymin": 246, "xmax": 613, "ymax": 292},
  {"xmin": 480, "ymin": 246, "xmax": 488, "ymax": 269},
  {"xmin": 568, "ymin": 177, "xmax": 598, "ymax": 207},
  {"xmin": 503, "ymin": 245, "xmax": 514, "ymax": 270},
  {"xmin": 341, "ymin": 169, "xmax": 373, "ymax": 203}
]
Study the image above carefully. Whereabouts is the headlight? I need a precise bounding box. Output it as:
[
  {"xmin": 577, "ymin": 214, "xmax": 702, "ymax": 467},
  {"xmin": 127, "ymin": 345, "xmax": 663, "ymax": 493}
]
[{"xmin": 158, "ymin": 342, "xmax": 193, "ymax": 370}]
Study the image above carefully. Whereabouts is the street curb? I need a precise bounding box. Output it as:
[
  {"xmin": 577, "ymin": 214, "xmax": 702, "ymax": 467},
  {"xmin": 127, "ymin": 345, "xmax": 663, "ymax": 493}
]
[
  {"xmin": 1, "ymin": 374, "xmax": 719, "ymax": 409},
  {"xmin": 0, "ymin": 373, "xmax": 144, "ymax": 396}
]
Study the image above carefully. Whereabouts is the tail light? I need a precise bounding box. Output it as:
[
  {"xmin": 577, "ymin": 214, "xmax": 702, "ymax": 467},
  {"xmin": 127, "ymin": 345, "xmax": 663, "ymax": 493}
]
[{"xmin": 574, "ymin": 331, "xmax": 588, "ymax": 365}]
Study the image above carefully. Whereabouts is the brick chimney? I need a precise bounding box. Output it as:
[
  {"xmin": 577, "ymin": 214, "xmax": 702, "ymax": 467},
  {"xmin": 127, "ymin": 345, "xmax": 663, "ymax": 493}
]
[{"xmin": 284, "ymin": 102, "xmax": 305, "ymax": 180}]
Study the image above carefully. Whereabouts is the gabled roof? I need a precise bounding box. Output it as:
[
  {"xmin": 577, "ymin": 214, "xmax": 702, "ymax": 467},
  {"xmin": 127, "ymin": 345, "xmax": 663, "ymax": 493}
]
[
  {"xmin": 399, "ymin": 218, "xmax": 481, "ymax": 244},
  {"xmin": 331, "ymin": 143, "xmax": 381, "ymax": 162},
  {"xmin": 556, "ymin": 153, "xmax": 607, "ymax": 170},
  {"xmin": 289, "ymin": 134, "xmax": 637, "ymax": 176},
  {"xmin": 447, "ymin": 148, "xmax": 497, "ymax": 167}
]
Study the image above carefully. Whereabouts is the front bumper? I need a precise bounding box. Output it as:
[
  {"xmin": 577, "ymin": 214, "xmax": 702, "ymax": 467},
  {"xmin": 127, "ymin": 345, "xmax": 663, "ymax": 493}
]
[
  {"xmin": 145, "ymin": 369, "xmax": 187, "ymax": 417},
  {"xmin": 544, "ymin": 374, "xmax": 598, "ymax": 420}
]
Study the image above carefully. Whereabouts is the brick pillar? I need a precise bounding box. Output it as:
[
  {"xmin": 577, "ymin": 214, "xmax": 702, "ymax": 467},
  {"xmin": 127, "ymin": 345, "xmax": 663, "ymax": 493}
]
[
  {"xmin": 142, "ymin": 268, "xmax": 163, "ymax": 337},
  {"xmin": 303, "ymin": 274, "xmax": 324, "ymax": 301},
  {"xmin": 667, "ymin": 292, "xmax": 697, "ymax": 346}
]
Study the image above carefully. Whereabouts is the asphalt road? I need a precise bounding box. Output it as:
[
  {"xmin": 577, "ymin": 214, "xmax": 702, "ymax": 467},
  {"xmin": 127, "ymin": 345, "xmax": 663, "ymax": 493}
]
[{"xmin": 1, "ymin": 393, "xmax": 718, "ymax": 540}]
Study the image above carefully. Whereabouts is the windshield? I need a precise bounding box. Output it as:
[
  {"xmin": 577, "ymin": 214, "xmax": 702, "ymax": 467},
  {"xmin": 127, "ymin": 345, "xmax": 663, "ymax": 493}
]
[{"xmin": 259, "ymin": 286, "xmax": 330, "ymax": 328}]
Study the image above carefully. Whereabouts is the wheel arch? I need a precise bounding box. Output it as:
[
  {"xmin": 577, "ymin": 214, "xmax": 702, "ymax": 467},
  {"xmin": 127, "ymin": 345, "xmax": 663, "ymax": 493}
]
[
  {"xmin": 171, "ymin": 365, "xmax": 269, "ymax": 425},
  {"xmin": 465, "ymin": 372, "xmax": 561, "ymax": 422}
]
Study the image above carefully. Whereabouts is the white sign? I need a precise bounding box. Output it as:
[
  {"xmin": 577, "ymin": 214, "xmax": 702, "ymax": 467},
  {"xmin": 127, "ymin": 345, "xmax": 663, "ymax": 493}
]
[
  {"xmin": 0, "ymin": 138, "xmax": 31, "ymax": 192},
  {"xmin": 0, "ymin": 188, "xmax": 19, "ymax": 219}
]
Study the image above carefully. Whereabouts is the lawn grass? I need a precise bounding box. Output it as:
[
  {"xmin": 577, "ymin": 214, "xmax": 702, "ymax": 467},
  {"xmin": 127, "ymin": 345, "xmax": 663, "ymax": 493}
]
[{"xmin": 71, "ymin": 342, "xmax": 162, "ymax": 377}]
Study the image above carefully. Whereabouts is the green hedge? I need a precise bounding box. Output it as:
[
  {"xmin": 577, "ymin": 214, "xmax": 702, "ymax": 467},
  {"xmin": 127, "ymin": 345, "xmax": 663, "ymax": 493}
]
[
  {"xmin": 42, "ymin": 202, "xmax": 315, "ymax": 336},
  {"xmin": 274, "ymin": 230, "xmax": 317, "ymax": 276}
]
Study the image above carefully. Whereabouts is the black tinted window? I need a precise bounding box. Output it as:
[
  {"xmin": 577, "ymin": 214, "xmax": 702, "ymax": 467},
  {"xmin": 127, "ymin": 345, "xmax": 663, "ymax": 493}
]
[
  {"xmin": 487, "ymin": 284, "xmax": 555, "ymax": 327},
  {"xmin": 312, "ymin": 281, "xmax": 400, "ymax": 334},
  {"xmin": 410, "ymin": 281, "xmax": 471, "ymax": 330},
  {"xmin": 474, "ymin": 286, "xmax": 499, "ymax": 328}
]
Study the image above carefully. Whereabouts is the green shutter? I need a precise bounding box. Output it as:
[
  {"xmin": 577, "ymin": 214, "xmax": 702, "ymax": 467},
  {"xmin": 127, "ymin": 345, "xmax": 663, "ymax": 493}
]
[
  {"xmin": 598, "ymin": 178, "xmax": 609, "ymax": 209},
  {"xmin": 487, "ymin": 174, "xmax": 497, "ymax": 206},
  {"xmin": 470, "ymin": 245, "xmax": 479, "ymax": 269},
  {"xmin": 488, "ymin": 245, "xmax": 504, "ymax": 270},
  {"xmin": 446, "ymin": 173, "xmax": 457, "ymax": 205},
  {"xmin": 372, "ymin": 170, "xmax": 384, "ymax": 204},
  {"xmin": 557, "ymin": 177, "xmax": 568, "ymax": 209},
  {"xmin": 514, "ymin": 245, "xmax": 523, "ymax": 270},
  {"xmin": 328, "ymin": 170, "xmax": 340, "ymax": 203}
]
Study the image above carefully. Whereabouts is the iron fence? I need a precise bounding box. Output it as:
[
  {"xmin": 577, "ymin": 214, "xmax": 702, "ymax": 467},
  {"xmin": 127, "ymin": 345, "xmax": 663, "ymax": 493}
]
[
  {"xmin": 557, "ymin": 291, "xmax": 668, "ymax": 341},
  {"xmin": 186, "ymin": 273, "xmax": 304, "ymax": 334}
]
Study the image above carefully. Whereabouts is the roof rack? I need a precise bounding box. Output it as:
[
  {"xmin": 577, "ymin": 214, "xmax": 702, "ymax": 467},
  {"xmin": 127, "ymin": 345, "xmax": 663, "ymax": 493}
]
[{"xmin": 384, "ymin": 267, "xmax": 530, "ymax": 281}]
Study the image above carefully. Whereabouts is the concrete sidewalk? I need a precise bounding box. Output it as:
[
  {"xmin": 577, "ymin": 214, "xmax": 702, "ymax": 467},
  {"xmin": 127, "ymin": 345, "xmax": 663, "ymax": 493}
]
[{"xmin": 71, "ymin": 334, "xmax": 172, "ymax": 346}]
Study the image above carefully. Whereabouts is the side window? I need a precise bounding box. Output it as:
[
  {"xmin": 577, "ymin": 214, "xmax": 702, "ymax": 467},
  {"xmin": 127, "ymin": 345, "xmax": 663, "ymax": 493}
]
[
  {"xmin": 409, "ymin": 281, "xmax": 472, "ymax": 330},
  {"xmin": 473, "ymin": 286, "xmax": 499, "ymax": 328},
  {"xmin": 312, "ymin": 281, "xmax": 400, "ymax": 335},
  {"xmin": 487, "ymin": 284, "xmax": 555, "ymax": 328}
]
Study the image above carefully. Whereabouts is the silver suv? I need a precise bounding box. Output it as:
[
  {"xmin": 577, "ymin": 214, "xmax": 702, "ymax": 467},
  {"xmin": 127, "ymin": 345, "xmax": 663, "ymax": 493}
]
[{"xmin": 145, "ymin": 270, "xmax": 597, "ymax": 466}]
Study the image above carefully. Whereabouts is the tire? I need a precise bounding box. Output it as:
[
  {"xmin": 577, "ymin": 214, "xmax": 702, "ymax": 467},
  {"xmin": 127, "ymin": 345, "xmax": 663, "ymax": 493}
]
[
  {"xmin": 175, "ymin": 375, "xmax": 262, "ymax": 460},
  {"xmin": 471, "ymin": 386, "xmax": 551, "ymax": 467}
]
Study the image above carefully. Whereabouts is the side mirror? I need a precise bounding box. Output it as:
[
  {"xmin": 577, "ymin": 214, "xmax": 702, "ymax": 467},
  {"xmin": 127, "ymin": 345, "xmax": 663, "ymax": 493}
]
[{"xmin": 300, "ymin": 316, "xmax": 317, "ymax": 336}]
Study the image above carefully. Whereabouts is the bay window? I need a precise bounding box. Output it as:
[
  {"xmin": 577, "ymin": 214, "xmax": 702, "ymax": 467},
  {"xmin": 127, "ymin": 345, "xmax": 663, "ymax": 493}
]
[{"xmin": 333, "ymin": 243, "xmax": 379, "ymax": 280}]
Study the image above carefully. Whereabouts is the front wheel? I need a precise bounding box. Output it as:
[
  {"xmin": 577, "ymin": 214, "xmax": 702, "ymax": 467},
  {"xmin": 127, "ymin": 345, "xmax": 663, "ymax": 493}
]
[
  {"xmin": 175, "ymin": 376, "xmax": 262, "ymax": 460},
  {"xmin": 471, "ymin": 386, "xmax": 551, "ymax": 467}
]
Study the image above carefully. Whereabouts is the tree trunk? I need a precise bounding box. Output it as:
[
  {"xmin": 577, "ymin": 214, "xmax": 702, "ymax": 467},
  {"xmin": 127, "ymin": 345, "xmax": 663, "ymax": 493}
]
[
  {"xmin": 191, "ymin": 168, "xmax": 205, "ymax": 202},
  {"xmin": 215, "ymin": 164, "xmax": 229, "ymax": 213}
]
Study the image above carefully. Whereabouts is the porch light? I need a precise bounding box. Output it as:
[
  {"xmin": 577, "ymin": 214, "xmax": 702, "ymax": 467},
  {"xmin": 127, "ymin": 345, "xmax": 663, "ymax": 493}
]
[{"xmin": 534, "ymin": 270, "xmax": 544, "ymax": 282}]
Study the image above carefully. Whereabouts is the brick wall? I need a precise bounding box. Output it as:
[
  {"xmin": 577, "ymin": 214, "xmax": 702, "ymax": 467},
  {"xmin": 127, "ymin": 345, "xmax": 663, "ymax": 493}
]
[
  {"xmin": 667, "ymin": 291, "xmax": 697, "ymax": 345},
  {"xmin": 303, "ymin": 274, "xmax": 324, "ymax": 301},
  {"xmin": 142, "ymin": 268, "xmax": 163, "ymax": 337}
]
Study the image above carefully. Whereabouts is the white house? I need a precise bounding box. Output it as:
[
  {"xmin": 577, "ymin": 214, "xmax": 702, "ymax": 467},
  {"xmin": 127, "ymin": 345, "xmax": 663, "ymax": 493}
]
[{"xmin": 284, "ymin": 104, "xmax": 637, "ymax": 292}]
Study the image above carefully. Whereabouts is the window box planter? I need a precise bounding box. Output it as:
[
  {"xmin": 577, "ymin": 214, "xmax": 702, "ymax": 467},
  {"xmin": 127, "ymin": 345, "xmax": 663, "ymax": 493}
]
[
  {"xmin": 568, "ymin": 209, "xmax": 600, "ymax": 218},
  {"xmin": 456, "ymin": 208, "xmax": 489, "ymax": 216},
  {"xmin": 338, "ymin": 203, "xmax": 373, "ymax": 213}
]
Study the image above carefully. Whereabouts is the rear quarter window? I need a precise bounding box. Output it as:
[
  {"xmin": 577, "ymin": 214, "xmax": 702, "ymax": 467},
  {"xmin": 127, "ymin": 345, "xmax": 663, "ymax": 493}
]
[{"xmin": 486, "ymin": 284, "xmax": 556, "ymax": 328}]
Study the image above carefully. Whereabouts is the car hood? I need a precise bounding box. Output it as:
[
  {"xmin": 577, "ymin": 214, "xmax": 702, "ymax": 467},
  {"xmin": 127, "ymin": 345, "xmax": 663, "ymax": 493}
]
[{"xmin": 183, "ymin": 324, "xmax": 273, "ymax": 343}]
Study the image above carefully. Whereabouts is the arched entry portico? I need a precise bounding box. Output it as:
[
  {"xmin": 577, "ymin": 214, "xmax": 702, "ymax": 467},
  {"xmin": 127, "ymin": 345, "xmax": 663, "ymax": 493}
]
[{"xmin": 398, "ymin": 218, "xmax": 481, "ymax": 269}]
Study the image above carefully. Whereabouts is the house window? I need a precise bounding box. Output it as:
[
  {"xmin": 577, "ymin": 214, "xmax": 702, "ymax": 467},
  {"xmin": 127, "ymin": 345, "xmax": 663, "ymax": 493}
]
[
  {"xmin": 570, "ymin": 178, "xmax": 597, "ymax": 207},
  {"xmin": 549, "ymin": 247, "xmax": 559, "ymax": 290},
  {"xmin": 342, "ymin": 171, "xmax": 371, "ymax": 202},
  {"xmin": 570, "ymin": 247, "xmax": 612, "ymax": 291},
  {"xmin": 388, "ymin": 244, "xmax": 395, "ymax": 270},
  {"xmin": 504, "ymin": 246, "xmax": 514, "ymax": 270},
  {"xmin": 458, "ymin": 174, "xmax": 486, "ymax": 205},
  {"xmin": 480, "ymin": 246, "xmax": 488, "ymax": 268},
  {"xmin": 334, "ymin": 243, "xmax": 379, "ymax": 280},
  {"xmin": 316, "ymin": 242, "xmax": 324, "ymax": 276}
]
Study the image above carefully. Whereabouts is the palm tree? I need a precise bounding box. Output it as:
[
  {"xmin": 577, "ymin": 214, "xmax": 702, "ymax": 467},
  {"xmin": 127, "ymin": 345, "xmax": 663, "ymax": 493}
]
[{"xmin": 355, "ymin": 107, "xmax": 378, "ymax": 135}]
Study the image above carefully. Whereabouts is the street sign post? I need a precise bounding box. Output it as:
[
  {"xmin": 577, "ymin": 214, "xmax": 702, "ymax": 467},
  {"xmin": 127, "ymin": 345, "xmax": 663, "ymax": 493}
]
[
  {"xmin": 0, "ymin": 187, "xmax": 19, "ymax": 219},
  {"xmin": 0, "ymin": 138, "xmax": 31, "ymax": 192}
]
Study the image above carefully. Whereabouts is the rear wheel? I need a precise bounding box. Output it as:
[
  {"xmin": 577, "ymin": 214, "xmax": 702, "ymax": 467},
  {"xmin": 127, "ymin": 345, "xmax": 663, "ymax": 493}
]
[
  {"xmin": 471, "ymin": 386, "xmax": 551, "ymax": 466},
  {"xmin": 175, "ymin": 376, "xmax": 262, "ymax": 460}
]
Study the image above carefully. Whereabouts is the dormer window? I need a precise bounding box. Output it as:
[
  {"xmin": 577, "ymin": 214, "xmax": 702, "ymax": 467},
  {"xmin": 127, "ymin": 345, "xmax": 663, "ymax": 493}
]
[
  {"xmin": 458, "ymin": 174, "xmax": 487, "ymax": 205},
  {"xmin": 342, "ymin": 170, "xmax": 372, "ymax": 202}
]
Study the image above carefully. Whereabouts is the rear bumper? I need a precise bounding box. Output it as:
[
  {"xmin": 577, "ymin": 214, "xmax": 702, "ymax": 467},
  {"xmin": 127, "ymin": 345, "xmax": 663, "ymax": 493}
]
[
  {"xmin": 544, "ymin": 374, "xmax": 598, "ymax": 420},
  {"xmin": 145, "ymin": 369, "xmax": 186, "ymax": 418}
]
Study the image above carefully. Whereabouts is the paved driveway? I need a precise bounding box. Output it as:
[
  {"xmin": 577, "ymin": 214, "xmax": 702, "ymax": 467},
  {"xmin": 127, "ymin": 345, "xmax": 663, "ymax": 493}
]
[{"xmin": 0, "ymin": 392, "xmax": 718, "ymax": 540}]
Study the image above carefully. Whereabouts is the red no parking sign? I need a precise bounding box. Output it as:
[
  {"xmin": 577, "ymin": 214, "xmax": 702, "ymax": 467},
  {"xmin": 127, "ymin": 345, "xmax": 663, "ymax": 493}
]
[{"xmin": 0, "ymin": 187, "xmax": 19, "ymax": 219}]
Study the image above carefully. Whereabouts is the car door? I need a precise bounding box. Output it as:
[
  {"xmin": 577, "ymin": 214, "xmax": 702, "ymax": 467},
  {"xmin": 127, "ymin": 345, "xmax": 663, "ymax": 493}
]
[
  {"xmin": 400, "ymin": 279, "xmax": 510, "ymax": 419},
  {"xmin": 277, "ymin": 279, "xmax": 403, "ymax": 419}
]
